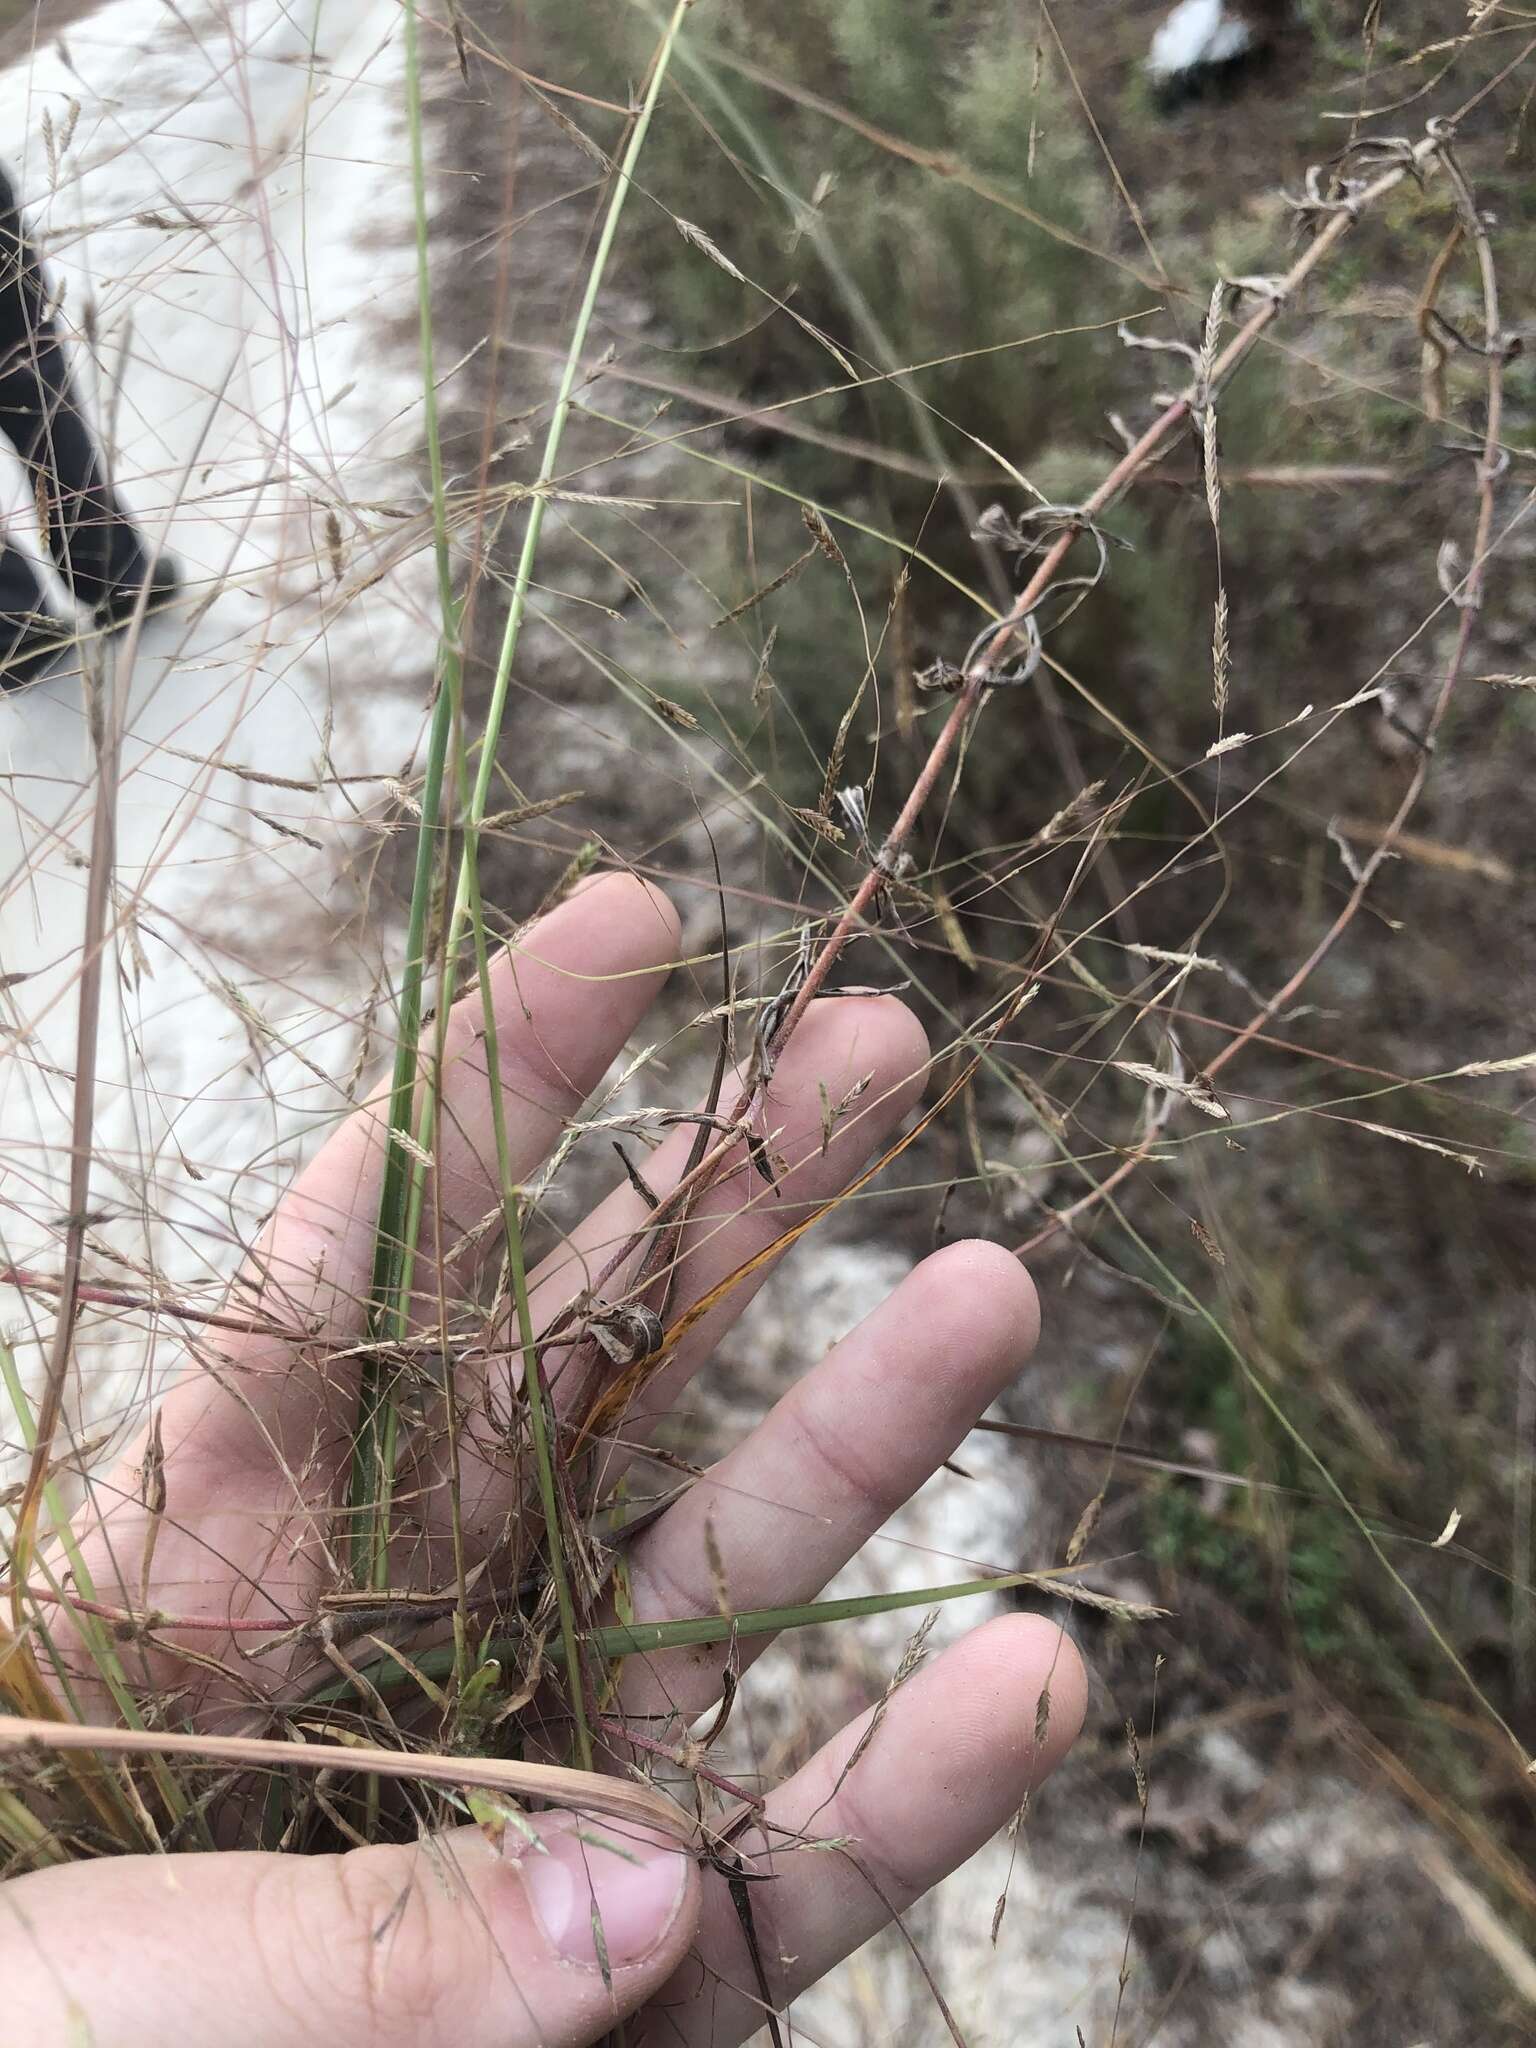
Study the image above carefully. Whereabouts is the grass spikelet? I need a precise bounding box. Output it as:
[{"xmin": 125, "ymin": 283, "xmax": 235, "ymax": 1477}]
[{"xmin": 1212, "ymin": 586, "xmax": 1230, "ymax": 716}]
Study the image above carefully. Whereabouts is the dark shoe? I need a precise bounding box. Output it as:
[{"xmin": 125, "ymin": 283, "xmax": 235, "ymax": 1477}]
[
  {"xmin": 0, "ymin": 539, "xmax": 71, "ymax": 690},
  {"xmin": 2, "ymin": 164, "xmax": 180, "ymax": 635},
  {"xmin": 90, "ymin": 523, "xmax": 181, "ymax": 629},
  {"xmin": 1, "ymin": 609, "xmax": 73, "ymax": 689}
]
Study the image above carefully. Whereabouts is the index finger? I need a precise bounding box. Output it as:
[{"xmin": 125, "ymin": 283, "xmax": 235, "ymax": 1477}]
[{"xmin": 67, "ymin": 873, "xmax": 681, "ymax": 1642}]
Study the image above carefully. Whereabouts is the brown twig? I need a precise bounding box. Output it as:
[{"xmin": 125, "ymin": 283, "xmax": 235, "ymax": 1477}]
[
  {"xmin": 0, "ymin": 1583, "xmax": 301, "ymax": 1636},
  {"xmin": 745, "ymin": 128, "xmax": 1446, "ymax": 1111},
  {"xmin": 0, "ymin": 1266, "xmax": 305, "ymax": 1342}
]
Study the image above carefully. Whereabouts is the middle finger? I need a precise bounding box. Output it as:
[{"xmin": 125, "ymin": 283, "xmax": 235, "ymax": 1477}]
[
  {"xmin": 421, "ymin": 995, "xmax": 928, "ymax": 1564},
  {"xmin": 611, "ymin": 1237, "xmax": 1041, "ymax": 1735}
]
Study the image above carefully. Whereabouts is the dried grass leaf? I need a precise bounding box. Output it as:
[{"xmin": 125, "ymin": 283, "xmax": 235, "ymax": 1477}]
[
  {"xmin": 0, "ymin": 1718, "xmax": 699, "ymax": 1845},
  {"xmin": 1354, "ymin": 1120, "xmax": 1483, "ymax": 1172},
  {"xmin": 1212, "ymin": 588, "xmax": 1230, "ymax": 715}
]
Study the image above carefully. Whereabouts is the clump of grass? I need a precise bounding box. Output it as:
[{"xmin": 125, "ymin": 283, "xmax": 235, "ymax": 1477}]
[{"xmin": 4, "ymin": 0, "xmax": 1536, "ymax": 2034}]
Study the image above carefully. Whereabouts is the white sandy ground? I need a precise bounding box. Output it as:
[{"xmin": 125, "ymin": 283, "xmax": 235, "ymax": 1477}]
[{"xmin": 0, "ymin": 0, "xmax": 431, "ymax": 1483}]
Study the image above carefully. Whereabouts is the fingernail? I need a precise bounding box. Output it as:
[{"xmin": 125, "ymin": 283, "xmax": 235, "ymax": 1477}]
[{"xmin": 518, "ymin": 1815, "xmax": 689, "ymax": 1969}]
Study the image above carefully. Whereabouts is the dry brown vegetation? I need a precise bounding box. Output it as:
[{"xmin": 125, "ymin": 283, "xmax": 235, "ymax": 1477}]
[{"xmin": 4, "ymin": 0, "xmax": 1536, "ymax": 2039}]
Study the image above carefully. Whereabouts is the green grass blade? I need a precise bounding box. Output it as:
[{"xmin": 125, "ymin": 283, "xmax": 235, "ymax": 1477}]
[
  {"xmin": 303, "ymin": 1569, "xmax": 1099, "ymax": 1710},
  {"xmin": 347, "ymin": 0, "xmax": 467, "ymax": 1583},
  {"xmin": 456, "ymin": 779, "xmax": 596, "ymax": 1771}
]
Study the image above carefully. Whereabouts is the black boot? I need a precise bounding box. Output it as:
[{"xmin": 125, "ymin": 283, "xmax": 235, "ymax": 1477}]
[
  {"xmin": 0, "ymin": 165, "xmax": 179, "ymax": 627},
  {"xmin": 88, "ymin": 517, "xmax": 181, "ymax": 626},
  {"xmin": 0, "ymin": 537, "xmax": 71, "ymax": 690}
]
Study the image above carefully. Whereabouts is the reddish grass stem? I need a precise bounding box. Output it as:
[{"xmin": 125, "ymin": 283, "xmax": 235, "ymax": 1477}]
[
  {"xmin": 1017, "ymin": 129, "xmax": 1510, "ymax": 1257},
  {"xmin": 525, "ymin": 119, "xmax": 1459, "ymax": 1431},
  {"xmin": 0, "ymin": 1267, "xmax": 302, "ymax": 1343}
]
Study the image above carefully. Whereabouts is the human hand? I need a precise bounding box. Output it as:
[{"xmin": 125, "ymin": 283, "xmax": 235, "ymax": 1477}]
[{"xmin": 1, "ymin": 873, "xmax": 1085, "ymax": 2047}]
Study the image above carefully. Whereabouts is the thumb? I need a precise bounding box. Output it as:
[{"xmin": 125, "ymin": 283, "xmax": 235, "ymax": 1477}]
[{"xmin": 0, "ymin": 1811, "xmax": 700, "ymax": 2048}]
